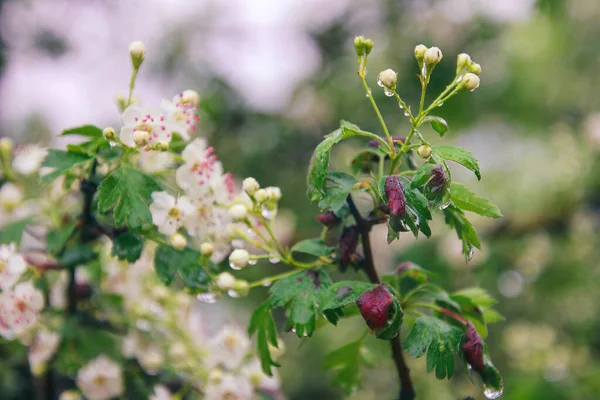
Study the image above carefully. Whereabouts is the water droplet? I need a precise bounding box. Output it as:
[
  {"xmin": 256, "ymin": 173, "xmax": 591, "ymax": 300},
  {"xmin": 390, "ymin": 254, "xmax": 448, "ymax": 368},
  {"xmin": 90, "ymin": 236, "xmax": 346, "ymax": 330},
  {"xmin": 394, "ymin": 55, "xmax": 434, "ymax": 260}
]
[
  {"xmin": 248, "ymin": 259, "xmax": 258, "ymax": 265},
  {"xmin": 269, "ymin": 257, "xmax": 280, "ymax": 264},
  {"xmin": 228, "ymin": 289, "xmax": 240, "ymax": 298},
  {"xmin": 438, "ymin": 102, "xmax": 444, "ymax": 107},
  {"xmin": 483, "ymin": 385, "xmax": 503, "ymax": 399},
  {"xmin": 197, "ymin": 292, "xmax": 220, "ymax": 303},
  {"xmin": 398, "ymin": 103, "xmax": 404, "ymax": 109},
  {"xmin": 470, "ymin": 89, "xmax": 476, "ymax": 92},
  {"xmin": 467, "ymin": 246, "xmax": 476, "ymax": 261},
  {"xmin": 229, "ymin": 262, "xmax": 242, "ymax": 270},
  {"xmin": 365, "ymin": 89, "xmax": 372, "ymax": 98},
  {"xmin": 383, "ymin": 87, "xmax": 394, "ymax": 97},
  {"xmin": 421, "ymin": 64, "xmax": 427, "ymax": 77},
  {"xmin": 376, "ymin": 78, "xmax": 384, "ymax": 87},
  {"xmin": 262, "ymin": 280, "xmax": 272, "ymax": 287},
  {"xmin": 136, "ymin": 319, "xmax": 151, "ymax": 331},
  {"xmin": 404, "ymin": 111, "xmax": 409, "ymax": 117},
  {"xmin": 456, "ymin": 75, "xmax": 464, "ymax": 83},
  {"xmin": 262, "ymin": 206, "xmax": 277, "ymax": 220}
]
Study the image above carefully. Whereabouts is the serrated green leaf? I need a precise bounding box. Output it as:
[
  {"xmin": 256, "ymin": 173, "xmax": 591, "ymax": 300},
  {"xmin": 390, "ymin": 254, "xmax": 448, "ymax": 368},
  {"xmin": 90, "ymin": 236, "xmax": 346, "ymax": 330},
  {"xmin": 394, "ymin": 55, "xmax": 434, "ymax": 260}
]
[
  {"xmin": 403, "ymin": 179, "xmax": 432, "ymax": 238},
  {"xmin": 404, "ymin": 316, "xmax": 464, "ymax": 380},
  {"xmin": 452, "ymin": 287, "xmax": 497, "ymax": 308},
  {"xmin": 96, "ymin": 166, "xmax": 161, "ymax": 229},
  {"xmin": 424, "ymin": 116, "xmax": 448, "ymax": 137},
  {"xmin": 67, "ymin": 137, "xmax": 111, "ymax": 157},
  {"xmin": 443, "ymin": 203, "xmax": 481, "ymax": 261},
  {"xmin": 41, "ymin": 150, "xmax": 94, "ymax": 184},
  {"xmin": 433, "ymin": 146, "xmax": 481, "ymax": 180},
  {"xmin": 410, "ymin": 163, "xmax": 435, "ymax": 188},
  {"xmin": 324, "ymin": 335, "xmax": 366, "ymax": 395},
  {"xmin": 450, "ymin": 183, "xmax": 502, "ymax": 218},
  {"xmin": 0, "ymin": 218, "xmax": 33, "ymax": 244},
  {"xmin": 61, "ymin": 125, "xmax": 103, "ymax": 138},
  {"xmin": 269, "ymin": 269, "xmax": 332, "ymax": 337},
  {"xmin": 291, "ymin": 239, "xmax": 335, "ymax": 257},
  {"xmin": 154, "ymin": 245, "xmax": 209, "ymax": 289},
  {"xmin": 111, "ymin": 232, "xmax": 144, "ymax": 263},
  {"xmin": 351, "ymin": 148, "xmax": 385, "ymax": 174},
  {"xmin": 248, "ymin": 302, "xmax": 280, "ymax": 376},
  {"xmin": 318, "ymin": 172, "xmax": 363, "ymax": 212},
  {"xmin": 483, "ymin": 308, "xmax": 505, "ymax": 324},
  {"xmin": 321, "ymin": 281, "xmax": 378, "ymax": 312}
]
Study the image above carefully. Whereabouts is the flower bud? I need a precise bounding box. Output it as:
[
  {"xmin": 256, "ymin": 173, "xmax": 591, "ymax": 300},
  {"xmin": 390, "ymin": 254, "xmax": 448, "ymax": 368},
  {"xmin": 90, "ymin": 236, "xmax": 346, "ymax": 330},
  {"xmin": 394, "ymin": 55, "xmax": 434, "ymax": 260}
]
[
  {"xmin": 232, "ymin": 279, "xmax": 250, "ymax": 297},
  {"xmin": 456, "ymin": 53, "xmax": 472, "ymax": 75},
  {"xmin": 469, "ymin": 62, "xmax": 482, "ymax": 75},
  {"xmin": 228, "ymin": 204, "xmax": 248, "ymax": 221},
  {"xmin": 133, "ymin": 130, "xmax": 150, "ymax": 147},
  {"xmin": 208, "ymin": 368, "xmax": 224, "ymax": 384},
  {"xmin": 181, "ymin": 89, "xmax": 200, "ymax": 105},
  {"xmin": 427, "ymin": 165, "xmax": 449, "ymax": 196},
  {"xmin": 462, "ymin": 73, "xmax": 480, "ymax": 91},
  {"xmin": 316, "ymin": 212, "xmax": 341, "ymax": 229},
  {"xmin": 102, "ymin": 127, "xmax": 117, "ymax": 141},
  {"xmin": 265, "ymin": 186, "xmax": 282, "ymax": 202},
  {"xmin": 216, "ymin": 272, "xmax": 236, "ymax": 291},
  {"xmin": 129, "ymin": 41, "xmax": 146, "ymax": 69},
  {"xmin": 339, "ymin": 225, "xmax": 359, "ymax": 271},
  {"xmin": 200, "ymin": 242, "xmax": 214, "ymax": 256},
  {"xmin": 154, "ymin": 140, "xmax": 169, "ymax": 151},
  {"xmin": 59, "ymin": 390, "xmax": 82, "ymax": 400},
  {"xmin": 462, "ymin": 322, "xmax": 485, "ymax": 372},
  {"xmin": 169, "ymin": 342, "xmax": 188, "ymax": 362},
  {"xmin": 414, "ymin": 44, "xmax": 427, "ymax": 62},
  {"xmin": 396, "ymin": 261, "xmax": 419, "ymax": 275},
  {"xmin": 377, "ymin": 69, "xmax": 397, "ymax": 90},
  {"xmin": 356, "ymin": 285, "xmax": 396, "ymax": 330},
  {"xmin": 385, "ymin": 176, "xmax": 406, "ymax": 217},
  {"xmin": 354, "ymin": 35, "xmax": 374, "ymax": 56},
  {"xmin": 229, "ymin": 249, "xmax": 249, "ymax": 270},
  {"xmin": 170, "ymin": 233, "xmax": 187, "ymax": 250},
  {"xmin": 254, "ymin": 188, "xmax": 269, "ymax": 203},
  {"xmin": 242, "ymin": 177, "xmax": 260, "ymax": 196},
  {"xmin": 417, "ymin": 145, "xmax": 432, "ymax": 159},
  {"xmin": 151, "ymin": 285, "xmax": 169, "ymax": 300},
  {"xmin": 424, "ymin": 46, "xmax": 443, "ymax": 66}
]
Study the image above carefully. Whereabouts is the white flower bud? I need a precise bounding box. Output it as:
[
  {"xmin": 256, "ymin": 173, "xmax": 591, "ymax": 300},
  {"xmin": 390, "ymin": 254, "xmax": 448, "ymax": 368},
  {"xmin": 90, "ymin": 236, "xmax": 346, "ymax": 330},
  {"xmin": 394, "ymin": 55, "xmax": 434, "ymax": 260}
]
[
  {"xmin": 216, "ymin": 272, "xmax": 236, "ymax": 291},
  {"xmin": 170, "ymin": 233, "xmax": 187, "ymax": 250},
  {"xmin": 232, "ymin": 279, "xmax": 249, "ymax": 297},
  {"xmin": 417, "ymin": 145, "xmax": 432, "ymax": 159},
  {"xmin": 377, "ymin": 69, "xmax": 397, "ymax": 90},
  {"xmin": 129, "ymin": 41, "xmax": 146, "ymax": 69},
  {"xmin": 462, "ymin": 73, "xmax": 480, "ymax": 91},
  {"xmin": 133, "ymin": 130, "xmax": 149, "ymax": 147},
  {"xmin": 469, "ymin": 62, "xmax": 482, "ymax": 75},
  {"xmin": 254, "ymin": 189, "xmax": 269, "ymax": 203},
  {"xmin": 102, "ymin": 127, "xmax": 117, "ymax": 141},
  {"xmin": 265, "ymin": 186, "xmax": 282, "ymax": 202},
  {"xmin": 242, "ymin": 177, "xmax": 260, "ymax": 196},
  {"xmin": 414, "ymin": 44, "xmax": 427, "ymax": 61},
  {"xmin": 229, "ymin": 249, "xmax": 249, "ymax": 270},
  {"xmin": 456, "ymin": 53, "xmax": 472, "ymax": 75},
  {"xmin": 154, "ymin": 140, "xmax": 169, "ymax": 151},
  {"xmin": 181, "ymin": 90, "xmax": 200, "ymax": 105},
  {"xmin": 228, "ymin": 204, "xmax": 248, "ymax": 221},
  {"xmin": 151, "ymin": 285, "xmax": 170, "ymax": 300},
  {"xmin": 424, "ymin": 47, "xmax": 443, "ymax": 66},
  {"xmin": 200, "ymin": 242, "xmax": 214, "ymax": 256},
  {"xmin": 59, "ymin": 390, "xmax": 82, "ymax": 400},
  {"xmin": 169, "ymin": 342, "xmax": 188, "ymax": 362},
  {"xmin": 208, "ymin": 368, "xmax": 224, "ymax": 384}
]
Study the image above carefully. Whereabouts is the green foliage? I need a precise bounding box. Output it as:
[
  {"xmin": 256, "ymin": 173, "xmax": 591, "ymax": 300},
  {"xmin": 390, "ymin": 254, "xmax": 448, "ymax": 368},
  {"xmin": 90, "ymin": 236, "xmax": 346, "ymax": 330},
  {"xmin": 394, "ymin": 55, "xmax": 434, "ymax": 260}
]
[
  {"xmin": 46, "ymin": 221, "xmax": 77, "ymax": 255},
  {"xmin": 423, "ymin": 116, "xmax": 448, "ymax": 137},
  {"xmin": 443, "ymin": 203, "xmax": 481, "ymax": 261},
  {"xmin": 384, "ymin": 176, "xmax": 432, "ymax": 242},
  {"xmin": 321, "ymin": 281, "xmax": 378, "ymax": 311},
  {"xmin": 432, "ymin": 146, "xmax": 481, "ymax": 180},
  {"xmin": 41, "ymin": 149, "xmax": 94, "ymax": 184},
  {"xmin": 0, "ymin": 218, "xmax": 32, "ymax": 244},
  {"xmin": 58, "ymin": 244, "xmax": 96, "ymax": 268},
  {"xmin": 248, "ymin": 302, "xmax": 280, "ymax": 376},
  {"xmin": 154, "ymin": 245, "xmax": 210, "ymax": 289},
  {"xmin": 97, "ymin": 166, "xmax": 161, "ymax": 230},
  {"xmin": 291, "ymin": 239, "xmax": 336, "ymax": 257},
  {"xmin": 324, "ymin": 334, "xmax": 367, "ymax": 394},
  {"xmin": 111, "ymin": 232, "xmax": 144, "ymax": 263},
  {"xmin": 318, "ymin": 172, "xmax": 364, "ymax": 212},
  {"xmin": 61, "ymin": 125, "xmax": 104, "ymax": 138},
  {"xmin": 450, "ymin": 183, "xmax": 502, "ymax": 218},
  {"xmin": 404, "ymin": 316, "xmax": 464, "ymax": 379}
]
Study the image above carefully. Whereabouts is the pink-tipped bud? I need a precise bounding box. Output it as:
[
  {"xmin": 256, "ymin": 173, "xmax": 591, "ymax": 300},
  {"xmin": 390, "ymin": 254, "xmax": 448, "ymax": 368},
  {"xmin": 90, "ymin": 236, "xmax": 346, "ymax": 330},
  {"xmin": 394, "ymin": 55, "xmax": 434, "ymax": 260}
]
[
  {"xmin": 339, "ymin": 225, "xmax": 359, "ymax": 269},
  {"xmin": 316, "ymin": 212, "xmax": 341, "ymax": 229},
  {"xmin": 428, "ymin": 165, "xmax": 448, "ymax": 195},
  {"xmin": 462, "ymin": 322, "xmax": 485, "ymax": 372},
  {"xmin": 385, "ymin": 176, "xmax": 406, "ymax": 217},
  {"xmin": 356, "ymin": 285, "xmax": 395, "ymax": 330}
]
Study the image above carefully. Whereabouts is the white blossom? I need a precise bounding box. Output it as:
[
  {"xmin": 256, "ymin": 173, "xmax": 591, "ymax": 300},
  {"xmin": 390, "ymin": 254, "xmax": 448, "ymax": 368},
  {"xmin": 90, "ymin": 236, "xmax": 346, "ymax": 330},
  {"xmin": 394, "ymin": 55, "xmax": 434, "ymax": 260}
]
[
  {"xmin": 76, "ymin": 355, "xmax": 123, "ymax": 400},
  {"xmin": 12, "ymin": 145, "xmax": 48, "ymax": 175},
  {"xmin": 138, "ymin": 150, "xmax": 174, "ymax": 174},
  {"xmin": 207, "ymin": 325, "xmax": 250, "ymax": 370},
  {"xmin": 0, "ymin": 281, "xmax": 44, "ymax": 336},
  {"xmin": 0, "ymin": 182, "xmax": 24, "ymax": 210},
  {"xmin": 150, "ymin": 385, "xmax": 172, "ymax": 400},
  {"xmin": 0, "ymin": 243, "xmax": 27, "ymax": 290},
  {"xmin": 204, "ymin": 373, "xmax": 254, "ymax": 400},
  {"xmin": 149, "ymin": 191, "xmax": 197, "ymax": 236},
  {"xmin": 28, "ymin": 329, "xmax": 61, "ymax": 376},
  {"xmin": 119, "ymin": 105, "xmax": 175, "ymax": 149},
  {"xmin": 241, "ymin": 357, "xmax": 281, "ymax": 391},
  {"xmin": 175, "ymin": 139, "xmax": 223, "ymax": 193},
  {"xmin": 160, "ymin": 91, "xmax": 201, "ymax": 141}
]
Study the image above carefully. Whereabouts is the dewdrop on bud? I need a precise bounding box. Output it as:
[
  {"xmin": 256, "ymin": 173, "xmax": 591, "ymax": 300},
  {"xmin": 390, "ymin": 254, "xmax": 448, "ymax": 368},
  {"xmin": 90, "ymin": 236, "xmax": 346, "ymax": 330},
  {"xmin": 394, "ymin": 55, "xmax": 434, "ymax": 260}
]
[
  {"xmin": 155, "ymin": 140, "xmax": 169, "ymax": 151},
  {"xmin": 102, "ymin": 127, "xmax": 117, "ymax": 141},
  {"xmin": 462, "ymin": 73, "xmax": 480, "ymax": 91},
  {"xmin": 181, "ymin": 90, "xmax": 200, "ymax": 105},
  {"xmin": 229, "ymin": 249, "xmax": 249, "ymax": 270},
  {"xmin": 417, "ymin": 145, "xmax": 432, "ymax": 159},
  {"xmin": 228, "ymin": 204, "xmax": 248, "ymax": 221},
  {"xmin": 377, "ymin": 69, "xmax": 397, "ymax": 91},
  {"xmin": 243, "ymin": 177, "xmax": 260, "ymax": 196},
  {"xmin": 456, "ymin": 53, "xmax": 472, "ymax": 75},
  {"xmin": 200, "ymin": 242, "xmax": 214, "ymax": 256},
  {"xmin": 254, "ymin": 188, "xmax": 269, "ymax": 203},
  {"xmin": 414, "ymin": 44, "xmax": 427, "ymax": 62},
  {"xmin": 232, "ymin": 279, "xmax": 250, "ymax": 297},
  {"xmin": 469, "ymin": 62, "xmax": 482, "ymax": 75},
  {"xmin": 170, "ymin": 233, "xmax": 187, "ymax": 250},
  {"xmin": 216, "ymin": 272, "xmax": 236, "ymax": 291},
  {"xmin": 129, "ymin": 41, "xmax": 146, "ymax": 69},
  {"xmin": 265, "ymin": 186, "xmax": 282, "ymax": 202},
  {"xmin": 424, "ymin": 47, "xmax": 443, "ymax": 66},
  {"xmin": 133, "ymin": 130, "xmax": 149, "ymax": 147}
]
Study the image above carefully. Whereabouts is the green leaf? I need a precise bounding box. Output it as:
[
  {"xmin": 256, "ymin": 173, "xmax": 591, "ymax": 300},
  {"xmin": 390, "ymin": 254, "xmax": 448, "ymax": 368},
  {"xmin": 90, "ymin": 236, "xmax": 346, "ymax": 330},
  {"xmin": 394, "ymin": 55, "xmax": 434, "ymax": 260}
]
[
  {"xmin": 154, "ymin": 245, "xmax": 209, "ymax": 289},
  {"xmin": 424, "ymin": 116, "xmax": 448, "ymax": 137},
  {"xmin": 375, "ymin": 296, "xmax": 403, "ymax": 340},
  {"xmin": 41, "ymin": 150, "xmax": 94, "ymax": 184},
  {"xmin": 46, "ymin": 222, "xmax": 77, "ymax": 255},
  {"xmin": 321, "ymin": 281, "xmax": 378, "ymax": 312},
  {"xmin": 67, "ymin": 137, "xmax": 111, "ymax": 157},
  {"xmin": 324, "ymin": 335, "xmax": 366, "ymax": 395},
  {"xmin": 443, "ymin": 203, "xmax": 481, "ymax": 261},
  {"xmin": 404, "ymin": 316, "xmax": 464, "ymax": 379},
  {"xmin": 410, "ymin": 163, "xmax": 435, "ymax": 188},
  {"xmin": 318, "ymin": 172, "xmax": 364, "ymax": 212},
  {"xmin": 0, "ymin": 218, "xmax": 33, "ymax": 244},
  {"xmin": 248, "ymin": 302, "xmax": 280, "ymax": 376},
  {"xmin": 351, "ymin": 148, "xmax": 385, "ymax": 174},
  {"xmin": 61, "ymin": 125, "xmax": 103, "ymax": 138},
  {"xmin": 96, "ymin": 166, "xmax": 161, "ymax": 229},
  {"xmin": 450, "ymin": 183, "xmax": 502, "ymax": 218},
  {"xmin": 452, "ymin": 287, "xmax": 497, "ymax": 308},
  {"xmin": 432, "ymin": 146, "xmax": 481, "ymax": 180},
  {"xmin": 58, "ymin": 244, "xmax": 96, "ymax": 268},
  {"xmin": 111, "ymin": 232, "xmax": 144, "ymax": 263},
  {"xmin": 291, "ymin": 239, "xmax": 335, "ymax": 258},
  {"xmin": 403, "ymin": 181, "xmax": 432, "ymax": 238},
  {"xmin": 269, "ymin": 269, "xmax": 332, "ymax": 337}
]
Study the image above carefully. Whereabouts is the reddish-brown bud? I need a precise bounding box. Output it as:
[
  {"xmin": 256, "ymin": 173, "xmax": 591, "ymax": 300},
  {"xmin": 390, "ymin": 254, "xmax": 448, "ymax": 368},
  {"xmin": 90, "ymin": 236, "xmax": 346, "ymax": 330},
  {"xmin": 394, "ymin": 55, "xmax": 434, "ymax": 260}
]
[
  {"xmin": 339, "ymin": 225, "xmax": 359, "ymax": 269},
  {"xmin": 395, "ymin": 261, "xmax": 418, "ymax": 275},
  {"xmin": 385, "ymin": 176, "xmax": 406, "ymax": 217},
  {"xmin": 356, "ymin": 285, "xmax": 395, "ymax": 330},
  {"xmin": 316, "ymin": 212, "xmax": 341, "ymax": 229},
  {"xmin": 462, "ymin": 322, "xmax": 485, "ymax": 372},
  {"xmin": 428, "ymin": 165, "xmax": 448, "ymax": 195}
]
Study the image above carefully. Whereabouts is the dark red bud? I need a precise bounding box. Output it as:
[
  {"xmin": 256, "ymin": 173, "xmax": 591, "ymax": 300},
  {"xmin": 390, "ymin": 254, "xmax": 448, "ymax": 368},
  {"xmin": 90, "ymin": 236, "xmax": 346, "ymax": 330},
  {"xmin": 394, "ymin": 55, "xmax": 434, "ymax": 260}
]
[
  {"xmin": 385, "ymin": 176, "xmax": 406, "ymax": 217},
  {"xmin": 356, "ymin": 284, "xmax": 395, "ymax": 330},
  {"xmin": 395, "ymin": 261, "xmax": 417, "ymax": 275},
  {"xmin": 316, "ymin": 212, "xmax": 341, "ymax": 229},
  {"xmin": 339, "ymin": 225, "xmax": 359, "ymax": 268},
  {"xmin": 392, "ymin": 136, "xmax": 406, "ymax": 144},
  {"xmin": 76, "ymin": 282, "xmax": 92, "ymax": 300},
  {"xmin": 462, "ymin": 322, "xmax": 485, "ymax": 372},
  {"xmin": 428, "ymin": 165, "xmax": 448, "ymax": 195}
]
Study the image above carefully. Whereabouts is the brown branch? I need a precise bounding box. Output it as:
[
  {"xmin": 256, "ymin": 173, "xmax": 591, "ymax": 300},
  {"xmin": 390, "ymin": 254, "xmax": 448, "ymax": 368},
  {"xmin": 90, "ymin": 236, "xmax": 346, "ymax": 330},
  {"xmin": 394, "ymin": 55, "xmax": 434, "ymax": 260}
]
[{"xmin": 346, "ymin": 195, "xmax": 415, "ymax": 400}]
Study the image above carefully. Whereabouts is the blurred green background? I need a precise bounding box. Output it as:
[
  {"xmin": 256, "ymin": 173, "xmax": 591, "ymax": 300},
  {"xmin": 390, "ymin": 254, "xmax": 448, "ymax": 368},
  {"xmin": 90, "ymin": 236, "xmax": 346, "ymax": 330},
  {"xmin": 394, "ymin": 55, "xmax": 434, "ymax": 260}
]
[{"xmin": 1, "ymin": 0, "xmax": 600, "ymax": 399}]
